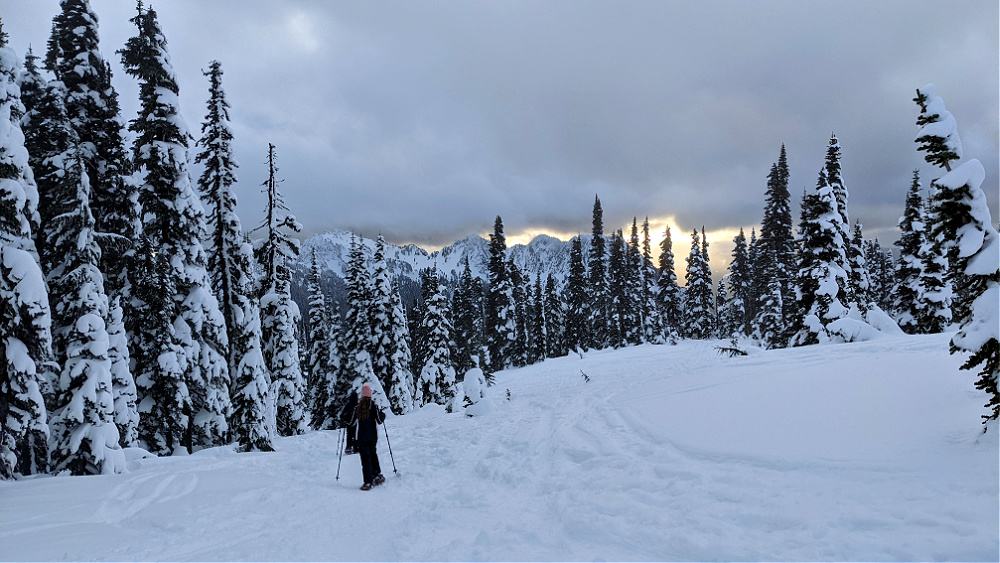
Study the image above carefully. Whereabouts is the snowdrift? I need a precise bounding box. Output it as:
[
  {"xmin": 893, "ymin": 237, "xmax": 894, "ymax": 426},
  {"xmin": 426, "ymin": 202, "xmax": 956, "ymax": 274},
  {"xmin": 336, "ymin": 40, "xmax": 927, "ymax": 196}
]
[{"xmin": 1, "ymin": 333, "xmax": 996, "ymax": 561}]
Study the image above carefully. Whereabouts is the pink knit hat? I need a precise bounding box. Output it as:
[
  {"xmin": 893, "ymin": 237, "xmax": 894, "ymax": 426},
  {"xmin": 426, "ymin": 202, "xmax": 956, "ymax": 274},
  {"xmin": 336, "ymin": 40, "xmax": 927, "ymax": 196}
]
[{"xmin": 361, "ymin": 383, "xmax": 372, "ymax": 398}]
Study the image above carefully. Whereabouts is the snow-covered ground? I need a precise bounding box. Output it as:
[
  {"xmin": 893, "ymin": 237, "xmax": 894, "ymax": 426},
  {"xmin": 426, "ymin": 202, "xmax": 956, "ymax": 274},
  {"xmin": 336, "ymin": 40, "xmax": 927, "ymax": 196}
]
[{"xmin": 2, "ymin": 333, "xmax": 997, "ymax": 561}]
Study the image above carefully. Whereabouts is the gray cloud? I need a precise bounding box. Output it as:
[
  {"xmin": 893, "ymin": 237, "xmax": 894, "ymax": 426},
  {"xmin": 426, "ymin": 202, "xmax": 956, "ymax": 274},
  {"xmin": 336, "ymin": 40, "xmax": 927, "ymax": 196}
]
[{"xmin": 3, "ymin": 0, "xmax": 997, "ymax": 251}]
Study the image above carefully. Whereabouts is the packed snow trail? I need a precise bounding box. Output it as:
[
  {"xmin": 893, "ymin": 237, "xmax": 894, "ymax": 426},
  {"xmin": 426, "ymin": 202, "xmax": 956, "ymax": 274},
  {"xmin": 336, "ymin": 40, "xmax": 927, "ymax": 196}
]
[{"xmin": 1, "ymin": 334, "xmax": 997, "ymax": 560}]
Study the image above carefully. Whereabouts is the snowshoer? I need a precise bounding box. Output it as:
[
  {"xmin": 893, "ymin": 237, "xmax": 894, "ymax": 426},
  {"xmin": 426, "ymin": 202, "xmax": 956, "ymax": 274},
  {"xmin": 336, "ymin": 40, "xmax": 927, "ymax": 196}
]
[
  {"xmin": 351, "ymin": 384, "xmax": 386, "ymax": 490},
  {"xmin": 340, "ymin": 390, "xmax": 359, "ymax": 454}
]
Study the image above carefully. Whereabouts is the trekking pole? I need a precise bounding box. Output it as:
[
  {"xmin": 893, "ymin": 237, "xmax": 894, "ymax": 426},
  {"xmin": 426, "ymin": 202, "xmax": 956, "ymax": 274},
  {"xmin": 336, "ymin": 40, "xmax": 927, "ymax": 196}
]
[
  {"xmin": 382, "ymin": 420, "xmax": 398, "ymax": 474},
  {"xmin": 335, "ymin": 426, "xmax": 345, "ymax": 481}
]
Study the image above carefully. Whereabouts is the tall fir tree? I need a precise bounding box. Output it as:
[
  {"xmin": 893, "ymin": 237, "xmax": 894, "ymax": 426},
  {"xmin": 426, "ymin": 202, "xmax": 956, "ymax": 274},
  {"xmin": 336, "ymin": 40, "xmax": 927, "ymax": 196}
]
[
  {"xmin": 508, "ymin": 260, "xmax": 528, "ymax": 367},
  {"xmin": 792, "ymin": 169, "xmax": 851, "ymax": 346},
  {"xmin": 588, "ymin": 195, "xmax": 610, "ymax": 349},
  {"xmin": 120, "ymin": 5, "xmax": 231, "ymax": 451},
  {"xmin": 452, "ymin": 257, "xmax": 481, "ymax": 373},
  {"xmin": 486, "ymin": 216, "xmax": 514, "ymax": 374},
  {"xmin": 311, "ymin": 295, "xmax": 344, "ymax": 432},
  {"xmin": 1, "ymin": 26, "xmax": 54, "ymax": 478},
  {"xmin": 19, "ymin": 62, "xmax": 124, "ymax": 475},
  {"xmin": 640, "ymin": 217, "xmax": 661, "ymax": 343},
  {"xmin": 684, "ymin": 228, "xmax": 714, "ymax": 339},
  {"xmin": 846, "ymin": 220, "xmax": 873, "ymax": 310},
  {"xmin": 564, "ymin": 236, "xmax": 589, "ymax": 353},
  {"xmin": 195, "ymin": 60, "xmax": 238, "ymax": 376},
  {"xmin": 892, "ymin": 170, "xmax": 925, "ymax": 333},
  {"xmin": 656, "ymin": 226, "xmax": 682, "ymax": 341},
  {"xmin": 754, "ymin": 276, "xmax": 785, "ymax": 350},
  {"xmin": 607, "ymin": 230, "xmax": 627, "ymax": 347},
  {"xmin": 715, "ymin": 278, "xmax": 732, "ymax": 338},
  {"xmin": 305, "ymin": 250, "xmax": 334, "ymax": 428},
  {"xmin": 756, "ymin": 145, "xmax": 796, "ymax": 346},
  {"xmin": 727, "ymin": 229, "xmax": 752, "ymax": 336},
  {"xmin": 865, "ymin": 239, "xmax": 895, "ymax": 313},
  {"xmin": 529, "ymin": 273, "xmax": 546, "ymax": 364},
  {"xmin": 46, "ymin": 0, "xmax": 138, "ymax": 301},
  {"xmin": 624, "ymin": 219, "xmax": 644, "ymax": 345},
  {"xmin": 385, "ymin": 278, "xmax": 414, "ymax": 414},
  {"xmin": 254, "ymin": 144, "xmax": 306, "ymax": 436},
  {"xmin": 107, "ymin": 296, "xmax": 138, "ymax": 448},
  {"xmin": 370, "ymin": 235, "xmax": 413, "ymax": 415},
  {"xmin": 915, "ymin": 85, "xmax": 975, "ymax": 326},
  {"xmin": 915, "ymin": 195, "xmax": 953, "ymax": 333},
  {"xmin": 416, "ymin": 275, "xmax": 458, "ymax": 411},
  {"xmin": 913, "ymin": 85, "xmax": 998, "ymax": 428},
  {"xmin": 193, "ymin": 64, "xmax": 271, "ymax": 451},
  {"xmin": 544, "ymin": 274, "xmax": 565, "ymax": 357},
  {"xmin": 340, "ymin": 235, "xmax": 387, "ymax": 410},
  {"xmin": 824, "ymin": 135, "xmax": 852, "ymax": 278},
  {"xmin": 128, "ymin": 235, "xmax": 186, "ymax": 455}
]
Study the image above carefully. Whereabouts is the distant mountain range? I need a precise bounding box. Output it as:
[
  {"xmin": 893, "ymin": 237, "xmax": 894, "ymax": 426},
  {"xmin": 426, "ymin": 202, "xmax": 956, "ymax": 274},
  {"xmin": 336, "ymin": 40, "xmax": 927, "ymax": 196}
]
[{"xmin": 288, "ymin": 229, "xmax": 592, "ymax": 315}]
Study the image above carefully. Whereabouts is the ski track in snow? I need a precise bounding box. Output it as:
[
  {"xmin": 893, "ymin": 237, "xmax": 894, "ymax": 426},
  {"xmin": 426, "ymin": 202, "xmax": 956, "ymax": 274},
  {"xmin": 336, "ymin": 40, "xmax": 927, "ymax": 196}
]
[{"xmin": 1, "ymin": 334, "xmax": 997, "ymax": 561}]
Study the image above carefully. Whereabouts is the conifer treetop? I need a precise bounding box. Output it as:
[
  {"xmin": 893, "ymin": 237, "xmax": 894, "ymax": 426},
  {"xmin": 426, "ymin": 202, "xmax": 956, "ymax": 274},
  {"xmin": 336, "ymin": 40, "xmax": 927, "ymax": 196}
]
[{"xmin": 914, "ymin": 84, "xmax": 962, "ymax": 171}]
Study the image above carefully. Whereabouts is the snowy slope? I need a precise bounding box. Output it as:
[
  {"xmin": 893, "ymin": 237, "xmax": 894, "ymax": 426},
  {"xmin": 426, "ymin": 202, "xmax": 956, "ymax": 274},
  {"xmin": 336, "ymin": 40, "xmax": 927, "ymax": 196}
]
[{"xmin": 2, "ymin": 333, "xmax": 997, "ymax": 561}]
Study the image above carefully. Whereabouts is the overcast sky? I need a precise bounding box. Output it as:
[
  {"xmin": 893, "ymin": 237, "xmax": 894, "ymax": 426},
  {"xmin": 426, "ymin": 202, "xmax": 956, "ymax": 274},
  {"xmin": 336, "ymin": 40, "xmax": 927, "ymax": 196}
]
[{"xmin": 3, "ymin": 0, "xmax": 997, "ymax": 256}]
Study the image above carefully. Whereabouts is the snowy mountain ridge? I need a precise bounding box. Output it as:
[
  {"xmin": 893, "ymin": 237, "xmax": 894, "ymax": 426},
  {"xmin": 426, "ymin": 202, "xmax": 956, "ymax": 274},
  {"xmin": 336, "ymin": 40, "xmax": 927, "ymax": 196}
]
[{"xmin": 293, "ymin": 229, "xmax": 585, "ymax": 287}]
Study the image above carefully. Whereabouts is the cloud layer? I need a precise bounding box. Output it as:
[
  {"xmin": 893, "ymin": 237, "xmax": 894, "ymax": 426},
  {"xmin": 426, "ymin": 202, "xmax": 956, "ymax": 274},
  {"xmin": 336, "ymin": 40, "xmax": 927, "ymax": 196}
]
[{"xmin": 4, "ymin": 0, "xmax": 997, "ymax": 252}]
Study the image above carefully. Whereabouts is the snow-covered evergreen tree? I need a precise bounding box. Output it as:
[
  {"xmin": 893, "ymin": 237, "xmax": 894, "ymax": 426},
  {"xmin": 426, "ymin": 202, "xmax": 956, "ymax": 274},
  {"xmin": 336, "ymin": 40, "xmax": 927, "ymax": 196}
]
[
  {"xmin": 913, "ymin": 84, "xmax": 962, "ymax": 172},
  {"xmin": 727, "ymin": 228, "xmax": 752, "ymax": 336},
  {"xmin": 340, "ymin": 235, "xmax": 387, "ymax": 411},
  {"xmin": 915, "ymin": 196, "xmax": 953, "ymax": 333},
  {"xmin": 370, "ymin": 235, "xmax": 413, "ymax": 415},
  {"xmin": 1, "ymin": 27, "xmax": 54, "ymax": 478},
  {"xmin": 892, "ymin": 170, "xmax": 925, "ymax": 333},
  {"xmin": 544, "ymin": 274, "xmax": 565, "ymax": 357},
  {"xmin": 641, "ymin": 217, "xmax": 662, "ymax": 343},
  {"xmin": 529, "ymin": 273, "xmax": 546, "ymax": 363},
  {"xmin": 486, "ymin": 216, "xmax": 514, "ymax": 373},
  {"xmin": 452, "ymin": 257, "xmax": 480, "ymax": 375},
  {"xmin": 107, "ymin": 296, "xmax": 137, "ymax": 448},
  {"xmin": 824, "ymin": 135, "xmax": 852, "ymax": 279},
  {"xmin": 792, "ymin": 169, "xmax": 851, "ymax": 346},
  {"xmin": 45, "ymin": 0, "xmax": 138, "ymax": 300},
  {"xmin": 607, "ymin": 231, "xmax": 627, "ymax": 348},
  {"xmin": 305, "ymin": 250, "xmax": 333, "ymax": 428},
  {"xmin": 129, "ymin": 236, "xmax": 187, "ymax": 455},
  {"xmin": 195, "ymin": 60, "xmax": 239, "ymax": 374},
  {"xmin": 588, "ymin": 196, "xmax": 610, "ymax": 349},
  {"xmin": 847, "ymin": 220, "xmax": 873, "ymax": 310},
  {"xmin": 565, "ymin": 236, "xmax": 588, "ymax": 353},
  {"xmin": 754, "ymin": 276, "xmax": 784, "ymax": 350},
  {"xmin": 416, "ymin": 277, "xmax": 458, "ymax": 411},
  {"xmin": 755, "ymin": 146, "xmax": 796, "ymax": 345},
  {"xmin": 866, "ymin": 239, "xmax": 894, "ymax": 313},
  {"xmin": 912, "ymin": 85, "xmax": 998, "ymax": 428},
  {"xmin": 656, "ymin": 226, "xmax": 681, "ymax": 341},
  {"xmin": 684, "ymin": 228, "xmax": 714, "ymax": 339},
  {"xmin": 120, "ymin": 5, "xmax": 230, "ymax": 451},
  {"xmin": 509, "ymin": 260, "xmax": 528, "ymax": 367},
  {"xmin": 254, "ymin": 144, "xmax": 305, "ymax": 436},
  {"xmin": 19, "ymin": 61, "xmax": 124, "ymax": 475},
  {"xmin": 384, "ymin": 278, "xmax": 414, "ymax": 414},
  {"xmin": 192, "ymin": 63, "xmax": 271, "ymax": 451},
  {"xmin": 624, "ymin": 219, "xmax": 644, "ymax": 345}
]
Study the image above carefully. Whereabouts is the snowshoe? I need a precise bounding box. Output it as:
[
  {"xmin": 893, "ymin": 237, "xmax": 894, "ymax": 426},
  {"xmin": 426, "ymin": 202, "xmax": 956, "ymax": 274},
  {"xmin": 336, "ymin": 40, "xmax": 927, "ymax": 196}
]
[
  {"xmin": 360, "ymin": 483, "xmax": 372, "ymax": 491},
  {"xmin": 374, "ymin": 474, "xmax": 386, "ymax": 486}
]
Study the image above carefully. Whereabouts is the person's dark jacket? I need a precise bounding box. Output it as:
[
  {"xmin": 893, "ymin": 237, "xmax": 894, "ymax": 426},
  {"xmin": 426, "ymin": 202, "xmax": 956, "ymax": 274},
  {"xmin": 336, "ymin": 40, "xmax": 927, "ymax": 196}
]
[
  {"xmin": 353, "ymin": 400, "xmax": 385, "ymax": 443},
  {"xmin": 340, "ymin": 391, "xmax": 358, "ymax": 426}
]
